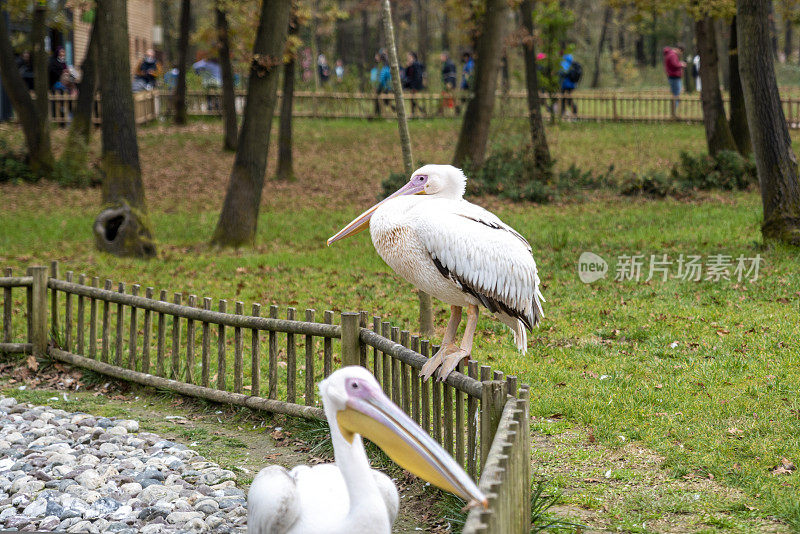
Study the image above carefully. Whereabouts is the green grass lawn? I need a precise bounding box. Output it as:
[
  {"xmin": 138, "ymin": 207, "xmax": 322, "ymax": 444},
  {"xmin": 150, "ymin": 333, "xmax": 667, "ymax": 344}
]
[{"xmin": 1, "ymin": 118, "xmax": 799, "ymax": 532}]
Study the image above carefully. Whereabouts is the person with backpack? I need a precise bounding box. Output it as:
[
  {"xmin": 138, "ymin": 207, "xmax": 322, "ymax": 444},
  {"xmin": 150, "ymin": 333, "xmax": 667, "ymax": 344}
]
[
  {"xmin": 663, "ymin": 43, "xmax": 686, "ymax": 117},
  {"xmin": 559, "ymin": 53, "xmax": 581, "ymax": 117}
]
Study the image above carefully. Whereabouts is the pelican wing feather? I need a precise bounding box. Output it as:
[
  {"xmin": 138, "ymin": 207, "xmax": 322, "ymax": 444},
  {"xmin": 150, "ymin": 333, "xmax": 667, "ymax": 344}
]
[{"xmin": 413, "ymin": 198, "xmax": 545, "ymax": 331}]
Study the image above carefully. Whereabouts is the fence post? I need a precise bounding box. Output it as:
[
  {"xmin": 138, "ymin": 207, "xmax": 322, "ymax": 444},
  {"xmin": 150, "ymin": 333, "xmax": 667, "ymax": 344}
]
[
  {"xmin": 612, "ymin": 93, "xmax": 618, "ymax": 120},
  {"xmin": 28, "ymin": 266, "xmax": 48, "ymax": 358},
  {"xmin": 518, "ymin": 386, "xmax": 531, "ymax": 534},
  {"xmin": 480, "ymin": 379, "xmax": 507, "ymax": 469},
  {"xmin": 341, "ymin": 312, "xmax": 361, "ymax": 368}
]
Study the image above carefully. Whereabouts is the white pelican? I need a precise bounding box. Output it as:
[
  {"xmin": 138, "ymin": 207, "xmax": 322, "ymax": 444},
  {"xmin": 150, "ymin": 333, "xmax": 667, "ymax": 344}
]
[
  {"xmin": 328, "ymin": 164, "xmax": 545, "ymax": 380},
  {"xmin": 247, "ymin": 366, "xmax": 486, "ymax": 533}
]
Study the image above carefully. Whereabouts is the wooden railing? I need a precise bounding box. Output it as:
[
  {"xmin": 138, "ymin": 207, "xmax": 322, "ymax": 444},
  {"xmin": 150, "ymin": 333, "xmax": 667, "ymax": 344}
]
[
  {"xmin": 0, "ymin": 262, "xmax": 531, "ymax": 532},
  {"xmin": 464, "ymin": 389, "xmax": 531, "ymax": 533},
  {"xmin": 45, "ymin": 91, "xmax": 157, "ymax": 126},
  {"xmin": 39, "ymin": 89, "xmax": 800, "ymax": 128}
]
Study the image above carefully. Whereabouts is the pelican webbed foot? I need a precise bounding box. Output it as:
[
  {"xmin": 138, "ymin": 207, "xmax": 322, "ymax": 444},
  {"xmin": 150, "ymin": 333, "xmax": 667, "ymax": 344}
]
[
  {"xmin": 435, "ymin": 349, "xmax": 470, "ymax": 381},
  {"xmin": 419, "ymin": 342, "xmax": 461, "ymax": 381}
]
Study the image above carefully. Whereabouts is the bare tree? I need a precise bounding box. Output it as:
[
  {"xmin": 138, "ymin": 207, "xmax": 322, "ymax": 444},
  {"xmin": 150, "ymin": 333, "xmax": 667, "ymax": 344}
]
[
  {"xmin": 31, "ymin": 1, "xmax": 49, "ymax": 144},
  {"xmin": 276, "ymin": 16, "xmax": 299, "ymax": 181},
  {"xmin": 215, "ymin": 0, "xmax": 237, "ymax": 151},
  {"xmin": 738, "ymin": 0, "xmax": 800, "ymax": 245},
  {"xmin": 415, "ymin": 0, "xmax": 429, "ymax": 65},
  {"xmin": 174, "ymin": 0, "xmax": 191, "ymax": 125},
  {"xmin": 211, "ymin": 0, "xmax": 292, "ymax": 247},
  {"xmin": 520, "ymin": 0, "xmax": 551, "ymax": 168},
  {"xmin": 94, "ymin": 0, "xmax": 156, "ymax": 258},
  {"xmin": 452, "ymin": 0, "xmax": 508, "ymax": 168},
  {"xmin": 381, "ymin": 0, "xmax": 433, "ymax": 337},
  {"xmin": 0, "ymin": 3, "xmax": 53, "ymax": 175},
  {"xmin": 61, "ymin": 20, "xmax": 99, "ymax": 176},
  {"xmin": 696, "ymin": 16, "xmax": 737, "ymax": 154},
  {"xmin": 727, "ymin": 15, "xmax": 751, "ymax": 156},
  {"xmin": 590, "ymin": 7, "xmax": 613, "ymax": 88}
]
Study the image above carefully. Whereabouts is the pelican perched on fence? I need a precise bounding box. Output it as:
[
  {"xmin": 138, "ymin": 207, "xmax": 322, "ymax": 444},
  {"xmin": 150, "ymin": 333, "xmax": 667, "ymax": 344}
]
[
  {"xmin": 328, "ymin": 164, "xmax": 545, "ymax": 380},
  {"xmin": 247, "ymin": 366, "xmax": 486, "ymax": 534}
]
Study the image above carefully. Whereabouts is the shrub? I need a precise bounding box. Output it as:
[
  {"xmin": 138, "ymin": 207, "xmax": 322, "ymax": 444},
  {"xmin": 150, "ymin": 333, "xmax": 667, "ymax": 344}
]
[
  {"xmin": 672, "ymin": 150, "xmax": 756, "ymax": 191},
  {"xmin": 621, "ymin": 150, "xmax": 757, "ymax": 198},
  {"xmin": 618, "ymin": 170, "xmax": 675, "ymax": 198},
  {"xmin": 0, "ymin": 149, "xmax": 37, "ymax": 184}
]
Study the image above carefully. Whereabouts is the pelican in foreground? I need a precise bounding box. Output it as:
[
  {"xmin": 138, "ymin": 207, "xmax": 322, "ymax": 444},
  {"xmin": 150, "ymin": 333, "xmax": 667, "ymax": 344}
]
[
  {"xmin": 247, "ymin": 366, "xmax": 486, "ymax": 534},
  {"xmin": 328, "ymin": 164, "xmax": 545, "ymax": 380}
]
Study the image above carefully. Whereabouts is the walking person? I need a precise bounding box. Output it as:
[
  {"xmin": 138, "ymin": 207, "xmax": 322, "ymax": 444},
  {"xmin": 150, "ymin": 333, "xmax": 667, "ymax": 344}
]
[
  {"xmin": 373, "ymin": 52, "xmax": 393, "ymax": 116},
  {"xmin": 439, "ymin": 51, "xmax": 457, "ymax": 115},
  {"xmin": 48, "ymin": 47, "xmax": 69, "ymax": 123},
  {"xmin": 134, "ymin": 48, "xmax": 162, "ymax": 91},
  {"xmin": 403, "ymin": 51, "xmax": 425, "ymax": 116},
  {"xmin": 663, "ymin": 43, "xmax": 686, "ymax": 117},
  {"xmin": 558, "ymin": 53, "xmax": 581, "ymax": 118}
]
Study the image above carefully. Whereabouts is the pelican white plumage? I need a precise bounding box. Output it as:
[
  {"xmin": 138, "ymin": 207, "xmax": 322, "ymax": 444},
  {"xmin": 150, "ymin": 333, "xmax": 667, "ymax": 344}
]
[
  {"xmin": 247, "ymin": 366, "xmax": 486, "ymax": 534},
  {"xmin": 328, "ymin": 164, "xmax": 545, "ymax": 380}
]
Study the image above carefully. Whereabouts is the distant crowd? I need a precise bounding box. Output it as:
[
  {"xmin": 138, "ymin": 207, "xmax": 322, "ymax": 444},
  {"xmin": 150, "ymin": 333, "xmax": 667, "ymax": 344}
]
[{"xmin": 13, "ymin": 42, "xmax": 595, "ymax": 121}]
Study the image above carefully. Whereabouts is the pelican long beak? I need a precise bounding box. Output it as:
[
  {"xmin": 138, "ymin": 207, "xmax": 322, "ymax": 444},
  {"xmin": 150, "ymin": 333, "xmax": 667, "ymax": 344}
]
[
  {"xmin": 336, "ymin": 384, "xmax": 488, "ymax": 509},
  {"xmin": 327, "ymin": 180, "xmax": 425, "ymax": 246}
]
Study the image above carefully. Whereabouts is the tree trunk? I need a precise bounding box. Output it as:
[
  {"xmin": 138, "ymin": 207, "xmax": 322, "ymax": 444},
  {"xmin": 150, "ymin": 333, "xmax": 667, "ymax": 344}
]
[
  {"xmin": 696, "ymin": 16, "xmax": 737, "ymax": 155},
  {"xmin": 32, "ymin": 3, "xmax": 49, "ymax": 134},
  {"xmin": 174, "ymin": 0, "xmax": 191, "ymax": 125},
  {"xmin": 649, "ymin": 12, "xmax": 658, "ymax": 66},
  {"xmin": 211, "ymin": 0, "xmax": 292, "ymax": 247},
  {"xmin": 215, "ymin": 1, "xmax": 237, "ymax": 151},
  {"xmin": 360, "ymin": 8, "xmax": 369, "ymax": 91},
  {"xmin": 61, "ymin": 19, "xmax": 99, "ymax": 177},
  {"xmin": 380, "ymin": 0, "xmax": 433, "ymax": 337},
  {"xmin": 784, "ymin": 20, "xmax": 793, "ymax": 62},
  {"xmin": 276, "ymin": 20, "xmax": 298, "ymax": 182},
  {"xmin": 635, "ymin": 34, "xmax": 646, "ymax": 65},
  {"xmin": 590, "ymin": 6, "xmax": 612, "ymax": 89},
  {"xmin": 441, "ymin": 12, "xmax": 450, "ymax": 52},
  {"xmin": 452, "ymin": 0, "xmax": 508, "ymax": 168},
  {"xmin": 520, "ymin": 0, "xmax": 551, "ymax": 169},
  {"xmin": 769, "ymin": 1, "xmax": 779, "ymax": 58},
  {"xmin": 0, "ymin": 3, "xmax": 53, "ymax": 176},
  {"xmin": 716, "ymin": 18, "xmax": 730, "ymax": 90},
  {"xmin": 728, "ymin": 15, "xmax": 751, "ymax": 156},
  {"xmin": 415, "ymin": 0, "xmax": 429, "ymax": 66},
  {"xmin": 95, "ymin": 0, "xmax": 155, "ymax": 258},
  {"xmin": 738, "ymin": 0, "xmax": 800, "ymax": 245}
]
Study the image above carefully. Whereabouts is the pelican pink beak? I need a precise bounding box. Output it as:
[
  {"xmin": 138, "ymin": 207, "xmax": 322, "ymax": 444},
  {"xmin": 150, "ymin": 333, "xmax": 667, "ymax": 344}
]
[
  {"xmin": 327, "ymin": 175, "xmax": 428, "ymax": 246},
  {"xmin": 323, "ymin": 369, "xmax": 488, "ymax": 509}
]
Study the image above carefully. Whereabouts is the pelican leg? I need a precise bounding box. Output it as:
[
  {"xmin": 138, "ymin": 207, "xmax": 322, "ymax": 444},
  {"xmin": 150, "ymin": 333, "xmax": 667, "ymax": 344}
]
[
  {"xmin": 420, "ymin": 306, "xmax": 462, "ymax": 381},
  {"xmin": 435, "ymin": 304, "xmax": 479, "ymax": 381}
]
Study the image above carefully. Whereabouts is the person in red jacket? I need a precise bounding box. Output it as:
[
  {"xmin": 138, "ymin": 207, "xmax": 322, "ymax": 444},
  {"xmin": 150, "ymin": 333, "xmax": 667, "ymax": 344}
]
[{"xmin": 663, "ymin": 44, "xmax": 686, "ymax": 117}]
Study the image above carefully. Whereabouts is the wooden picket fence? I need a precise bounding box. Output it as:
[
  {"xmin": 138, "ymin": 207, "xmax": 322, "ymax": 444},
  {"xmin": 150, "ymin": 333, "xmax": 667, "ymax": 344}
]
[
  {"xmin": 0, "ymin": 262, "xmax": 531, "ymax": 533},
  {"xmin": 44, "ymin": 91, "xmax": 157, "ymax": 126},
  {"xmin": 154, "ymin": 88, "xmax": 800, "ymax": 128},
  {"xmin": 41, "ymin": 88, "xmax": 800, "ymax": 128}
]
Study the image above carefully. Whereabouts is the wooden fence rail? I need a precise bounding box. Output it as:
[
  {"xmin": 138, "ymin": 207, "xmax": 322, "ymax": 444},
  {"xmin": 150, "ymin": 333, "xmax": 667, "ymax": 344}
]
[
  {"xmin": 464, "ymin": 388, "xmax": 531, "ymax": 533},
  {"xmin": 37, "ymin": 89, "xmax": 800, "ymax": 128},
  {"xmin": 0, "ymin": 261, "xmax": 532, "ymax": 533}
]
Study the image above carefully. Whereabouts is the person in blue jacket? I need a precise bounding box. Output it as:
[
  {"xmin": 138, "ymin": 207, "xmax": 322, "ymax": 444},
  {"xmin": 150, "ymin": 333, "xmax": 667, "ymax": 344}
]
[
  {"xmin": 559, "ymin": 53, "xmax": 579, "ymax": 117},
  {"xmin": 374, "ymin": 52, "xmax": 394, "ymax": 115}
]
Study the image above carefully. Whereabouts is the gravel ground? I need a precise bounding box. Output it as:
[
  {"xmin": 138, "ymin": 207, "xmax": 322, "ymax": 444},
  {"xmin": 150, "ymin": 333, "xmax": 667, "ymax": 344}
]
[{"xmin": 0, "ymin": 395, "xmax": 247, "ymax": 533}]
